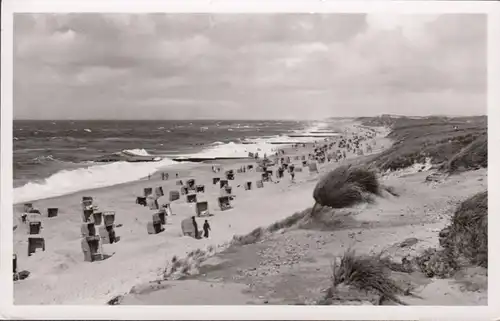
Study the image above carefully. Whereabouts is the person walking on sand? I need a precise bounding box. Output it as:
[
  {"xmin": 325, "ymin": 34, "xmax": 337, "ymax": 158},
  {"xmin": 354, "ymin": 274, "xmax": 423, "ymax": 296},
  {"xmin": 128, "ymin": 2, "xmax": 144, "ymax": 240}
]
[
  {"xmin": 203, "ymin": 220, "xmax": 211, "ymax": 238},
  {"xmin": 192, "ymin": 216, "xmax": 199, "ymax": 239}
]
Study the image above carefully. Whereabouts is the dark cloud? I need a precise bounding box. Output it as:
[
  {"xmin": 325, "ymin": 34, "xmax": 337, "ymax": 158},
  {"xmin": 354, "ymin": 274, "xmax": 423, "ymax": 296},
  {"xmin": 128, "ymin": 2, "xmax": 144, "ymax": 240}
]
[{"xmin": 13, "ymin": 13, "xmax": 486, "ymax": 120}]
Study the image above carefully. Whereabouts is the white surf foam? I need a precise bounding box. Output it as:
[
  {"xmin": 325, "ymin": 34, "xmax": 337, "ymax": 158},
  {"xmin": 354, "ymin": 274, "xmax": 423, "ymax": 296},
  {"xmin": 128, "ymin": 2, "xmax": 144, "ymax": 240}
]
[
  {"xmin": 178, "ymin": 122, "xmax": 330, "ymax": 159},
  {"xmin": 122, "ymin": 148, "xmax": 151, "ymax": 156},
  {"xmin": 244, "ymin": 134, "xmax": 320, "ymax": 144},
  {"xmin": 14, "ymin": 157, "xmax": 177, "ymax": 204},
  {"xmin": 180, "ymin": 141, "xmax": 279, "ymax": 159}
]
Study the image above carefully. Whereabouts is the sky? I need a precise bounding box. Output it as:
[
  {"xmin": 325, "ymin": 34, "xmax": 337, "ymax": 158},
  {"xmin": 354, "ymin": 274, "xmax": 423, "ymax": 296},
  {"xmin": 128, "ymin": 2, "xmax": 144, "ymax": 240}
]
[{"xmin": 13, "ymin": 13, "xmax": 486, "ymax": 120}]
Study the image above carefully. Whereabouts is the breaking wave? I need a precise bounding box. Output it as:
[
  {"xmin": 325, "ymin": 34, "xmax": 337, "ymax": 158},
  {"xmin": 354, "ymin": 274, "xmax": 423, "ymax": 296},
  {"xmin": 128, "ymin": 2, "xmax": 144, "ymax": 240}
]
[
  {"xmin": 122, "ymin": 148, "xmax": 151, "ymax": 156},
  {"xmin": 14, "ymin": 157, "xmax": 177, "ymax": 204}
]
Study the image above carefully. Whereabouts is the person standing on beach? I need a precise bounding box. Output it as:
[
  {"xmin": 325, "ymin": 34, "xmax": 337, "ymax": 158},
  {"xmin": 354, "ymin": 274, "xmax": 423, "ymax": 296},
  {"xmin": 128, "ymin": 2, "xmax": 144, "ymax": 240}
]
[
  {"xmin": 289, "ymin": 164, "xmax": 295, "ymax": 182},
  {"xmin": 192, "ymin": 216, "xmax": 199, "ymax": 239},
  {"xmin": 203, "ymin": 220, "xmax": 211, "ymax": 238},
  {"xmin": 278, "ymin": 166, "xmax": 284, "ymax": 179}
]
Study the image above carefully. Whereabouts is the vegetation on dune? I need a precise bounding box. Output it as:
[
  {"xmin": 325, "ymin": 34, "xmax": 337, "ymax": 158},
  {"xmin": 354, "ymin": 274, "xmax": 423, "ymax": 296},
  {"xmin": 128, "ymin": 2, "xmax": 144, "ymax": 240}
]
[
  {"xmin": 232, "ymin": 163, "xmax": 391, "ymax": 246},
  {"xmin": 160, "ymin": 248, "xmax": 213, "ymax": 281},
  {"xmin": 362, "ymin": 116, "xmax": 487, "ymax": 172},
  {"xmin": 415, "ymin": 248, "xmax": 459, "ymax": 278},
  {"xmin": 320, "ymin": 250, "xmax": 410, "ymax": 305},
  {"xmin": 312, "ymin": 165, "xmax": 379, "ymax": 213},
  {"xmin": 231, "ymin": 208, "xmax": 313, "ymax": 246},
  {"xmin": 416, "ymin": 191, "xmax": 488, "ymax": 278},
  {"xmin": 441, "ymin": 191, "xmax": 488, "ymax": 268},
  {"xmin": 443, "ymin": 134, "xmax": 487, "ymax": 174},
  {"xmin": 232, "ymin": 226, "xmax": 265, "ymax": 246}
]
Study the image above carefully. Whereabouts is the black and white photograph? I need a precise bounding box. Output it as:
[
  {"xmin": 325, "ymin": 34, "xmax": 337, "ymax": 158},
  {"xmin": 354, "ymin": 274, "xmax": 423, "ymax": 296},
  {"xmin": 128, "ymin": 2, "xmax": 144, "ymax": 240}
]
[{"xmin": 1, "ymin": 1, "xmax": 497, "ymax": 319}]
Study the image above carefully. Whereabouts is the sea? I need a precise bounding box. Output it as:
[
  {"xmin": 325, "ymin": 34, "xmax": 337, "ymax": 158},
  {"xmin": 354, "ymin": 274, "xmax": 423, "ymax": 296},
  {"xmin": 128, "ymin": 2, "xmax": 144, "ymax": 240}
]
[{"xmin": 13, "ymin": 119, "xmax": 328, "ymax": 204}]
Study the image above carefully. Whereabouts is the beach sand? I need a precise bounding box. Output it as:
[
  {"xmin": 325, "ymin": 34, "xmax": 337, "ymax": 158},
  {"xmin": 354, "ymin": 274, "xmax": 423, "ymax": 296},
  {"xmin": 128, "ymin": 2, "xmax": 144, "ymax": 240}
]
[
  {"xmin": 13, "ymin": 120, "xmax": 385, "ymax": 304},
  {"xmin": 120, "ymin": 168, "xmax": 487, "ymax": 305},
  {"xmin": 116, "ymin": 118, "xmax": 488, "ymax": 306}
]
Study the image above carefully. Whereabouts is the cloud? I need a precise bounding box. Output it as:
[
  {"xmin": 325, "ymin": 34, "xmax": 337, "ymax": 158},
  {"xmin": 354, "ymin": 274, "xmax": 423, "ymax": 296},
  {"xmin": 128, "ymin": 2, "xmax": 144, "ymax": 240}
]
[{"xmin": 13, "ymin": 13, "xmax": 486, "ymax": 120}]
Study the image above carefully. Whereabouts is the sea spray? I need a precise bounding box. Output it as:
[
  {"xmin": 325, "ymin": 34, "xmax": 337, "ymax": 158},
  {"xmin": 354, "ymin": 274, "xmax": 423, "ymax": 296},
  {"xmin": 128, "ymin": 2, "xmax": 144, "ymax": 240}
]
[
  {"xmin": 14, "ymin": 157, "xmax": 177, "ymax": 203},
  {"xmin": 175, "ymin": 141, "xmax": 279, "ymax": 159},
  {"xmin": 122, "ymin": 149, "xmax": 151, "ymax": 156},
  {"xmin": 176, "ymin": 133, "xmax": 323, "ymax": 159}
]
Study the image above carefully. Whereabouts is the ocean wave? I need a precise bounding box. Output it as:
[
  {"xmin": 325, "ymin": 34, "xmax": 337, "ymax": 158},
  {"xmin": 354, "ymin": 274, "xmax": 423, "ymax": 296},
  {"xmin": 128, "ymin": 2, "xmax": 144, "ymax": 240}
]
[
  {"xmin": 122, "ymin": 148, "xmax": 151, "ymax": 156},
  {"xmin": 14, "ymin": 157, "xmax": 177, "ymax": 204},
  {"xmin": 19, "ymin": 155, "xmax": 79, "ymax": 167},
  {"xmin": 181, "ymin": 141, "xmax": 280, "ymax": 159},
  {"xmin": 31, "ymin": 155, "xmax": 57, "ymax": 164},
  {"xmin": 245, "ymin": 135, "xmax": 320, "ymax": 144},
  {"xmin": 180, "ymin": 123, "xmax": 327, "ymax": 159}
]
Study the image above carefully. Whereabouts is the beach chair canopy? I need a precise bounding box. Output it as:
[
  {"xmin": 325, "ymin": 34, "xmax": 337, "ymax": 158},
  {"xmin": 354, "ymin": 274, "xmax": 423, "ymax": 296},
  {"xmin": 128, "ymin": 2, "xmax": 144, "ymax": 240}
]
[
  {"xmin": 187, "ymin": 194, "xmax": 197, "ymax": 203},
  {"xmin": 144, "ymin": 188, "xmax": 153, "ymax": 196},
  {"xmin": 218, "ymin": 196, "xmax": 231, "ymax": 210},
  {"xmin": 196, "ymin": 201, "xmax": 209, "ymax": 216},
  {"xmin": 181, "ymin": 218, "xmax": 195, "ymax": 235}
]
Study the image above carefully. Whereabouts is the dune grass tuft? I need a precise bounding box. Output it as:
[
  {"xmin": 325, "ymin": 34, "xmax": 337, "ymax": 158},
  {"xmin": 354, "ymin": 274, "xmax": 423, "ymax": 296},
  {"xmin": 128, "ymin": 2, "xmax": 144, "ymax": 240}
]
[
  {"xmin": 312, "ymin": 165, "xmax": 379, "ymax": 212},
  {"xmin": 320, "ymin": 250, "xmax": 408, "ymax": 305},
  {"xmin": 441, "ymin": 191, "xmax": 488, "ymax": 268},
  {"xmin": 161, "ymin": 248, "xmax": 209, "ymax": 280},
  {"xmin": 231, "ymin": 208, "xmax": 312, "ymax": 246},
  {"xmin": 416, "ymin": 191, "xmax": 488, "ymax": 278},
  {"xmin": 231, "ymin": 227, "xmax": 265, "ymax": 246}
]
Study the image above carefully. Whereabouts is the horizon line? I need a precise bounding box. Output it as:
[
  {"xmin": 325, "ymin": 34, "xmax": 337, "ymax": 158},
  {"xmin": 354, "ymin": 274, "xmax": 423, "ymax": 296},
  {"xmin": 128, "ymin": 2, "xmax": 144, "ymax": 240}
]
[{"xmin": 12, "ymin": 114, "xmax": 487, "ymax": 121}]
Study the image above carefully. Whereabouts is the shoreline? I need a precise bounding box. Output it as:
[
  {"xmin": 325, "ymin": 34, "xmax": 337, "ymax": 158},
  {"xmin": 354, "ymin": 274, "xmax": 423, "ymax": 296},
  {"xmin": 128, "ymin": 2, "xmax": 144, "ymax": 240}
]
[
  {"xmin": 117, "ymin": 116, "xmax": 488, "ymax": 306},
  {"xmin": 13, "ymin": 119, "xmax": 381, "ymax": 304},
  {"xmin": 13, "ymin": 121, "xmax": 338, "ymax": 205}
]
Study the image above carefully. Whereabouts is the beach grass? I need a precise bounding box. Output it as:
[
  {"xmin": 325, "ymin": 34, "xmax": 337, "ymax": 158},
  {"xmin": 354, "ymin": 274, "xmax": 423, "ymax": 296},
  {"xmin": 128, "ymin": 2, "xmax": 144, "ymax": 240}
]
[
  {"xmin": 416, "ymin": 190, "xmax": 488, "ymax": 278},
  {"xmin": 443, "ymin": 134, "xmax": 487, "ymax": 174},
  {"xmin": 160, "ymin": 248, "xmax": 210, "ymax": 280},
  {"xmin": 312, "ymin": 165, "xmax": 379, "ymax": 211},
  {"xmin": 319, "ymin": 250, "xmax": 408, "ymax": 305},
  {"xmin": 362, "ymin": 116, "xmax": 487, "ymax": 172},
  {"xmin": 440, "ymin": 191, "xmax": 488, "ymax": 268},
  {"xmin": 231, "ymin": 207, "xmax": 312, "ymax": 246}
]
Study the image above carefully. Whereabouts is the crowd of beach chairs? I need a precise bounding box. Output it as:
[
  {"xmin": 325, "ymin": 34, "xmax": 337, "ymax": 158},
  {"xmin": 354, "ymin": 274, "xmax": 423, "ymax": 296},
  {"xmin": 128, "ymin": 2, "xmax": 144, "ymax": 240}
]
[{"xmin": 13, "ymin": 129, "xmax": 379, "ymax": 275}]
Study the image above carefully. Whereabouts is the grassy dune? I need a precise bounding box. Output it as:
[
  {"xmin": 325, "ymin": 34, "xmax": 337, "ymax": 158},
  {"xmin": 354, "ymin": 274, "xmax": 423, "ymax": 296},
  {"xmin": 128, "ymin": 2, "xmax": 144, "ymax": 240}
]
[
  {"xmin": 417, "ymin": 191, "xmax": 488, "ymax": 279},
  {"xmin": 230, "ymin": 115, "xmax": 488, "ymax": 305},
  {"xmin": 359, "ymin": 115, "xmax": 487, "ymax": 173},
  {"xmin": 120, "ymin": 116, "xmax": 487, "ymax": 306}
]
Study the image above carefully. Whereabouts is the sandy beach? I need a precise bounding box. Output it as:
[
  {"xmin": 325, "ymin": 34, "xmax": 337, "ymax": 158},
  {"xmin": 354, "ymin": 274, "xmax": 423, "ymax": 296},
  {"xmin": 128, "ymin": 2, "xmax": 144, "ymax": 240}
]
[
  {"xmin": 13, "ymin": 120, "xmax": 386, "ymax": 304},
  {"xmin": 120, "ymin": 167, "xmax": 487, "ymax": 305},
  {"xmin": 115, "ymin": 115, "xmax": 487, "ymax": 306}
]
